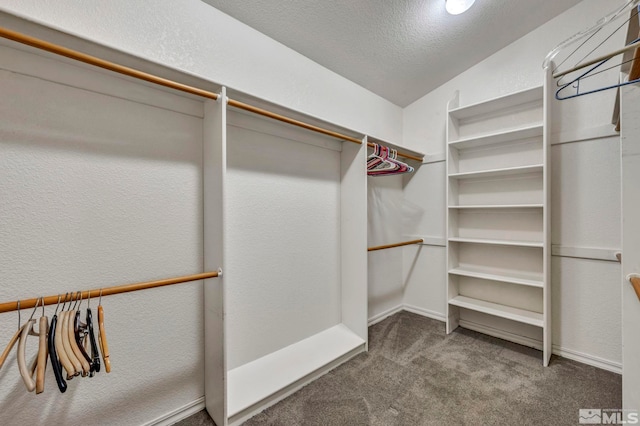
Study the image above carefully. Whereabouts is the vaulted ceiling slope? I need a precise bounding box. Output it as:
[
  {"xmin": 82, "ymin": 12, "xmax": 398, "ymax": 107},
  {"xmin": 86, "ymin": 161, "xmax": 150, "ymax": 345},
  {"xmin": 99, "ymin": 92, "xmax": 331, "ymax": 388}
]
[{"xmin": 202, "ymin": 0, "xmax": 582, "ymax": 106}]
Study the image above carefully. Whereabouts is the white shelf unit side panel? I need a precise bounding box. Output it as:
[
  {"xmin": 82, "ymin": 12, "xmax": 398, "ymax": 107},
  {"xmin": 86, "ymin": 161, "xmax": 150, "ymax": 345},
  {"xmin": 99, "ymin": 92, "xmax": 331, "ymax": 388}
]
[
  {"xmin": 203, "ymin": 92, "xmax": 227, "ymax": 426},
  {"xmin": 341, "ymin": 136, "xmax": 368, "ymax": 342},
  {"xmin": 542, "ymin": 66, "xmax": 552, "ymax": 367},
  {"xmin": 446, "ymin": 91, "xmax": 461, "ymax": 334}
]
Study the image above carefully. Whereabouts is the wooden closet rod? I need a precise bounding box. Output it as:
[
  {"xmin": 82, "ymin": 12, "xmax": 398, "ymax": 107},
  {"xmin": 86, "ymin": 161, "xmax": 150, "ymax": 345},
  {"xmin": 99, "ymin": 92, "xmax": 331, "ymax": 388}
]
[
  {"xmin": 0, "ymin": 27, "xmax": 425, "ymax": 162},
  {"xmin": 629, "ymin": 275, "xmax": 640, "ymax": 301},
  {"xmin": 0, "ymin": 271, "xmax": 220, "ymax": 314},
  {"xmin": 368, "ymin": 239, "xmax": 424, "ymax": 252}
]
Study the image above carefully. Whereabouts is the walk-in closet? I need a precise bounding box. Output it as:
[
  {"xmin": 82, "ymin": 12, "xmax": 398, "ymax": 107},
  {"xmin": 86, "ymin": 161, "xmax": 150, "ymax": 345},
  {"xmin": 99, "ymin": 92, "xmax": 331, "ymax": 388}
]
[{"xmin": 0, "ymin": 0, "xmax": 638, "ymax": 425}]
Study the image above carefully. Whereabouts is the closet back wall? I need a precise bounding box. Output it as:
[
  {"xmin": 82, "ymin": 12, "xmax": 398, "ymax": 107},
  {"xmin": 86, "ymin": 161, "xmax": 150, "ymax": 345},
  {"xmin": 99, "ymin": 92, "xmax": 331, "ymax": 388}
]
[{"xmin": 0, "ymin": 44, "xmax": 206, "ymax": 425}]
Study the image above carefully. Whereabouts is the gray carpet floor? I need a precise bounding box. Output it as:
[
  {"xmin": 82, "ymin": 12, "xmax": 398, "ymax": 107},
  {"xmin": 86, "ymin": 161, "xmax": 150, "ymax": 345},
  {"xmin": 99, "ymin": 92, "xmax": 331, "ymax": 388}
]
[{"xmin": 177, "ymin": 311, "xmax": 621, "ymax": 426}]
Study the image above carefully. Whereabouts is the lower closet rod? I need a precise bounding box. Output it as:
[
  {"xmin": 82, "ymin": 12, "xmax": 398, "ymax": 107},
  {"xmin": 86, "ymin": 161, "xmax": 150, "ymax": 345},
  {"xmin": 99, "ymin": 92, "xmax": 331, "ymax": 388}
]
[
  {"xmin": 368, "ymin": 239, "xmax": 424, "ymax": 252},
  {"xmin": 0, "ymin": 270, "xmax": 221, "ymax": 314}
]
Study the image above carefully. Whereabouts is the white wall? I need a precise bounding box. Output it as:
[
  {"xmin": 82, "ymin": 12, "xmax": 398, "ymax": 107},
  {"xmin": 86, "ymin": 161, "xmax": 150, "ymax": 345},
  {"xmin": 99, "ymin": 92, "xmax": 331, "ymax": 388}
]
[
  {"xmin": 0, "ymin": 0, "xmax": 402, "ymax": 143},
  {"xmin": 402, "ymin": 0, "xmax": 623, "ymax": 370},
  {"xmin": 0, "ymin": 46, "xmax": 206, "ymax": 425},
  {"xmin": 367, "ymin": 176, "xmax": 405, "ymax": 320}
]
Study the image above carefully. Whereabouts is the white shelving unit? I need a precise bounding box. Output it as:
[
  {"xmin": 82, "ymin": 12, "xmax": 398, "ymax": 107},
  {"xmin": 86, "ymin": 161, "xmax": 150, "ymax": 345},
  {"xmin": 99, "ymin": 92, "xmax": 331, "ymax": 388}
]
[{"xmin": 445, "ymin": 86, "xmax": 551, "ymax": 366}]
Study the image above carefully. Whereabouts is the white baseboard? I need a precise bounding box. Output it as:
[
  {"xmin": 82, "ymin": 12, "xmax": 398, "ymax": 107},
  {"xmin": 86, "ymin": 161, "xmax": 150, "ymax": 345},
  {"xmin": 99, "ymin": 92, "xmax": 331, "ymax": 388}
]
[
  {"xmin": 402, "ymin": 304, "xmax": 446, "ymax": 322},
  {"xmin": 143, "ymin": 397, "xmax": 205, "ymax": 426},
  {"xmin": 552, "ymin": 345, "xmax": 622, "ymax": 374},
  {"xmin": 368, "ymin": 305, "xmax": 404, "ymax": 326},
  {"xmin": 457, "ymin": 319, "xmax": 622, "ymax": 374},
  {"xmin": 400, "ymin": 311, "xmax": 622, "ymax": 375}
]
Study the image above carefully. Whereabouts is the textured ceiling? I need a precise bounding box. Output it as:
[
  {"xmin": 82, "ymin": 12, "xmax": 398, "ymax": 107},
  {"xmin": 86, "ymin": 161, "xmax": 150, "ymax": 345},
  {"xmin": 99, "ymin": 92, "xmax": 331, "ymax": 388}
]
[{"xmin": 202, "ymin": 0, "xmax": 582, "ymax": 106}]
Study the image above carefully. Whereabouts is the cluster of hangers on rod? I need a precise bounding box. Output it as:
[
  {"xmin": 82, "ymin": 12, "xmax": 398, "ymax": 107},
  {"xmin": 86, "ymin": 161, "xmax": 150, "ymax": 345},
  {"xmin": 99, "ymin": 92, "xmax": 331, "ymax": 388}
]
[
  {"xmin": 0, "ymin": 270, "xmax": 220, "ymax": 395},
  {"xmin": 367, "ymin": 143, "xmax": 415, "ymax": 176},
  {"xmin": 546, "ymin": 0, "xmax": 640, "ymax": 100},
  {"xmin": 0, "ymin": 292, "xmax": 109, "ymax": 394}
]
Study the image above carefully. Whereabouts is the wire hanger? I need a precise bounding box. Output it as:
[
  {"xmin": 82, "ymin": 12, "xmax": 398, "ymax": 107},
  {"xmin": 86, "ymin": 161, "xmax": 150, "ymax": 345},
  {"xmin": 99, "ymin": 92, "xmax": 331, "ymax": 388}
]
[{"xmin": 545, "ymin": 0, "xmax": 640, "ymax": 100}]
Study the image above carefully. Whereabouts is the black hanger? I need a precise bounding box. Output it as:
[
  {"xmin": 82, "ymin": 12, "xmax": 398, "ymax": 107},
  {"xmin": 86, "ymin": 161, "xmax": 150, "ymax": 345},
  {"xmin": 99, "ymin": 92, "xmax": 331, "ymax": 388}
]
[
  {"xmin": 86, "ymin": 293, "xmax": 101, "ymax": 374},
  {"xmin": 48, "ymin": 295, "xmax": 67, "ymax": 393}
]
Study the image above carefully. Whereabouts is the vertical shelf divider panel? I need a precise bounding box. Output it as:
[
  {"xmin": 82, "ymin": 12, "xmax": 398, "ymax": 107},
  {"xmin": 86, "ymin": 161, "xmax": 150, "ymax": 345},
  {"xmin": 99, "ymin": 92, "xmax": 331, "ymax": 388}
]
[
  {"xmin": 445, "ymin": 86, "xmax": 550, "ymax": 365},
  {"xmin": 542, "ymin": 67, "xmax": 553, "ymax": 367},
  {"xmin": 341, "ymin": 136, "xmax": 369, "ymax": 343},
  {"xmin": 204, "ymin": 89, "xmax": 228, "ymax": 425}
]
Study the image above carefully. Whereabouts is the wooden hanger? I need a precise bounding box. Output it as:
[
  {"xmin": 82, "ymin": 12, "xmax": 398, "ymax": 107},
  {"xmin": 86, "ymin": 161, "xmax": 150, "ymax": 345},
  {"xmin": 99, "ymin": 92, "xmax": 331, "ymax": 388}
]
[
  {"xmin": 17, "ymin": 299, "xmax": 43, "ymax": 392},
  {"xmin": 0, "ymin": 301, "xmax": 29, "ymax": 371},
  {"xmin": 55, "ymin": 295, "xmax": 77, "ymax": 379},
  {"xmin": 34, "ymin": 297, "xmax": 49, "ymax": 394},
  {"xmin": 67, "ymin": 293, "xmax": 90, "ymax": 376},
  {"xmin": 98, "ymin": 290, "xmax": 111, "ymax": 373}
]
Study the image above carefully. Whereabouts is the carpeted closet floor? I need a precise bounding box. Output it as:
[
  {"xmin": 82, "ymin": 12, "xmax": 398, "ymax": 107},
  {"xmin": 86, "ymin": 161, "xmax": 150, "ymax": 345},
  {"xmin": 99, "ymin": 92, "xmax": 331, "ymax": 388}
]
[{"xmin": 177, "ymin": 311, "xmax": 621, "ymax": 426}]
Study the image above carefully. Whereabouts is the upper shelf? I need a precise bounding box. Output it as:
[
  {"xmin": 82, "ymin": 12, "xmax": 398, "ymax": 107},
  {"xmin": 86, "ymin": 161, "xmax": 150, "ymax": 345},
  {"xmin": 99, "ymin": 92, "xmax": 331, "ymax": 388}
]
[
  {"xmin": 448, "ymin": 86, "xmax": 543, "ymax": 120},
  {"xmin": 448, "ymin": 123, "xmax": 543, "ymax": 150}
]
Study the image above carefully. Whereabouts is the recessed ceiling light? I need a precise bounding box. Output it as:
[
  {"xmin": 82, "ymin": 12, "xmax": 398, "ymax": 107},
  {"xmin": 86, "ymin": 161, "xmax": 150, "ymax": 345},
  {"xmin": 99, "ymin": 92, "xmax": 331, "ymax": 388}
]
[{"xmin": 445, "ymin": 0, "xmax": 476, "ymax": 15}]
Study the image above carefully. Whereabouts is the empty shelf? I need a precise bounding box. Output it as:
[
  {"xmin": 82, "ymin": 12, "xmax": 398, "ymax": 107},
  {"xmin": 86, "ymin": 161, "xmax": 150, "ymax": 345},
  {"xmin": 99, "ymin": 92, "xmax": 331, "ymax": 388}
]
[
  {"xmin": 448, "ymin": 164, "xmax": 543, "ymax": 180},
  {"xmin": 448, "ymin": 237, "xmax": 543, "ymax": 248},
  {"xmin": 449, "ymin": 204, "xmax": 544, "ymax": 209},
  {"xmin": 227, "ymin": 324, "xmax": 365, "ymax": 418},
  {"xmin": 448, "ymin": 86, "xmax": 543, "ymax": 120},
  {"xmin": 448, "ymin": 124, "xmax": 544, "ymax": 150},
  {"xmin": 449, "ymin": 267, "xmax": 543, "ymax": 288},
  {"xmin": 448, "ymin": 295, "xmax": 543, "ymax": 327}
]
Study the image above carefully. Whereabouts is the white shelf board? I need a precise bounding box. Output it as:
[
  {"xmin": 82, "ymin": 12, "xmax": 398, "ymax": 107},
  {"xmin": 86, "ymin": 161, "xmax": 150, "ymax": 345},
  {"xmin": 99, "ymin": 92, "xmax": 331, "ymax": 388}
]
[
  {"xmin": 448, "ymin": 237, "xmax": 544, "ymax": 248},
  {"xmin": 448, "ymin": 295, "xmax": 544, "ymax": 327},
  {"xmin": 448, "ymin": 267, "xmax": 543, "ymax": 288},
  {"xmin": 448, "ymin": 86, "xmax": 543, "ymax": 120},
  {"xmin": 448, "ymin": 164, "xmax": 543, "ymax": 180},
  {"xmin": 448, "ymin": 204, "xmax": 544, "ymax": 209},
  {"xmin": 227, "ymin": 324, "xmax": 365, "ymax": 417},
  {"xmin": 448, "ymin": 124, "xmax": 543, "ymax": 150}
]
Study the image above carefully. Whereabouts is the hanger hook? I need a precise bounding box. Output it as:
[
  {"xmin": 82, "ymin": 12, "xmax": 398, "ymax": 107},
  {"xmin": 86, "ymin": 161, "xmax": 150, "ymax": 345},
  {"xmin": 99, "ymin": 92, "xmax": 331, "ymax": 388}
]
[
  {"xmin": 54, "ymin": 294, "xmax": 62, "ymax": 315},
  {"xmin": 17, "ymin": 300, "xmax": 21, "ymax": 330},
  {"xmin": 28, "ymin": 297, "xmax": 40, "ymax": 322},
  {"xmin": 61, "ymin": 292, "xmax": 70, "ymax": 312},
  {"xmin": 41, "ymin": 297, "xmax": 45, "ymax": 317},
  {"xmin": 87, "ymin": 290, "xmax": 91, "ymax": 309},
  {"xmin": 99, "ymin": 289, "xmax": 103, "ymax": 306}
]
